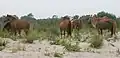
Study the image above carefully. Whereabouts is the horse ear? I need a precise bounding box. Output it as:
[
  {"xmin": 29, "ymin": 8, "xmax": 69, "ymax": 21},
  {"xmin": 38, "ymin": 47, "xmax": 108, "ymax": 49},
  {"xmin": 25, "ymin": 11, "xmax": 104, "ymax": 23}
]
[{"xmin": 7, "ymin": 14, "xmax": 12, "ymax": 17}]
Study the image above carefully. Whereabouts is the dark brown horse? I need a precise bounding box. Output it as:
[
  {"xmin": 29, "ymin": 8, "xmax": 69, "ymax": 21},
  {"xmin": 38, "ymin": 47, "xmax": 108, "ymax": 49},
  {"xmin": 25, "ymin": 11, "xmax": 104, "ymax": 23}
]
[
  {"xmin": 3, "ymin": 14, "xmax": 30, "ymax": 36},
  {"xmin": 59, "ymin": 16, "xmax": 72, "ymax": 38},
  {"xmin": 91, "ymin": 15, "xmax": 117, "ymax": 37}
]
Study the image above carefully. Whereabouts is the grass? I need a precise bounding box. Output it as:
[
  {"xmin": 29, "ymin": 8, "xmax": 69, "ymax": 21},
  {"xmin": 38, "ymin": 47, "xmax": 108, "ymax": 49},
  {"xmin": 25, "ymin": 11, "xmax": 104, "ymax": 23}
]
[{"xmin": 25, "ymin": 27, "xmax": 59, "ymax": 43}]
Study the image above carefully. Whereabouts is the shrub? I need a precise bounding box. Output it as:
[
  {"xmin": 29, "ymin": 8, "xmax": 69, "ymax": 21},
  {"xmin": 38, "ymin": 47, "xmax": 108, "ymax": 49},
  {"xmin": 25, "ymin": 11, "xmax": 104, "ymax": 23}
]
[
  {"xmin": 54, "ymin": 52, "xmax": 63, "ymax": 57},
  {"xmin": 64, "ymin": 42, "xmax": 80, "ymax": 52},
  {"xmin": 89, "ymin": 35, "xmax": 103, "ymax": 48},
  {"xmin": 0, "ymin": 38, "xmax": 8, "ymax": 46},
  {"xmin": 50, "ymin": 38, "xmax": 80, "ymax": 52},
  {"xmin": 0, "ymin": 37, "xmax": 9, "ymax": 51},
  {"xmin": 0, "ymin": 30, "xmax": 10, "ymax": 38},
  {"xmin": 25, "ymin": 30, "xmax": 40, "ymax": 43}
]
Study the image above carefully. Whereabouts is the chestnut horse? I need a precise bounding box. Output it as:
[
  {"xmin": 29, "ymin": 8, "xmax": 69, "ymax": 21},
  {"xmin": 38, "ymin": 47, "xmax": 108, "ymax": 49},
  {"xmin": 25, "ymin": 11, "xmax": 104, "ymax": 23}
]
[
  {"xmin": 59, "ymin": 16, "xmax": 72, "ymax": 38},
  {"xmin": 91, "ymin": 15, "xmax": 117, "ymax": 37},
  {"xmin": 3, "ymin": 14, "xmax": 30, "ymax": 36},
  {"xmin": 71, "ymin": 19, "xmax": 82, "ymax": 31}
]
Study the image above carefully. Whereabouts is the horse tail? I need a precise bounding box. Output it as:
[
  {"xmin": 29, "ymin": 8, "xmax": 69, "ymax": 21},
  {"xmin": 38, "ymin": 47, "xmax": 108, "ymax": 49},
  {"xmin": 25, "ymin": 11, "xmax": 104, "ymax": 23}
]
[
  {"xmin": 3, "ymin": 22, "xmax": 10, "ymax": 32},
  {"xmin": 67, "ymin": 20, "xmax": 72, "ymax": 36},
  {"xmin": 112, "ymin": 20, "xmax": 117, "ymax": 35},
  {"xmin": 80, "ymin": 19, "xmax": 83, "ymax": 29},
  {"xmin": 27, "ymin": 22, "xmax": 30, "ymax": 30}
]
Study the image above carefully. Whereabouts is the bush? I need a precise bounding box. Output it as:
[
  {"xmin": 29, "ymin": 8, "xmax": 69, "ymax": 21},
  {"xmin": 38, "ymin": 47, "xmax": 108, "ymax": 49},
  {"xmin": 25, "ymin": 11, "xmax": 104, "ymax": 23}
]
[
  {"xmin": 49, "ymin": 27, "xmax": 59, "ymax": 36},
  {"xmin": 0, "ymin": 38, "xmax": 9, "ymax": 51},
  {"xmin": 0, "ymin": 30, "xmax": 10, "ymax": 38},
  {"xmin": 25, "ymin": 30, "xmax": 40, "ymax": 43},
  {"xmin": 64, "ymin": 42, "xmax": 80, "ymax": 52},
  {"xmin": 0, "ymin": 37, "xmax": 9, "ymax": 46},
  {"xmin": 89, "ymin": 35, "xmax": 103, "ymax": 48},
  {"xmin": 54, "ymin": 52, "xmax": 63, "ymax": 57},
  {"xmin": 50, "ymin": 38, "xmax": 80, "ymax": 52}
]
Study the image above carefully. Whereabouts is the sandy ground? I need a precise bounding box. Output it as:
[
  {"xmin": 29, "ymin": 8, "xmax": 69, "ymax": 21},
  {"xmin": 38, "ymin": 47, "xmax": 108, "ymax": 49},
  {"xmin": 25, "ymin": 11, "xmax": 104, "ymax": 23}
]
[{"xmin": 0, "ymin": 32, "xmax": 120, "ymax": 58}]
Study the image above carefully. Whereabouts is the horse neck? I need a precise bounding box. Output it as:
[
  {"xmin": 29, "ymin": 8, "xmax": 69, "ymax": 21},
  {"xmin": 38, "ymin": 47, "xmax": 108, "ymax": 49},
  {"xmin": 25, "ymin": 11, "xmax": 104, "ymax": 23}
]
[
  {"xmin": 9, "ymin": 19, "xmax": 17, "ymax": 23},
  {"xmin": 91, "ymin": 18, "xmax": 98, "ymax": 28}
]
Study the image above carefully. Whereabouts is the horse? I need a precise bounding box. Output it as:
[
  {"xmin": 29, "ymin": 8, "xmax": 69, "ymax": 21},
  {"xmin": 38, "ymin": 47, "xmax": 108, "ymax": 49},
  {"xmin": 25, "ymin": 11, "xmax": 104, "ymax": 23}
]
[
  {"xmin": 91, "ymin": 15, "xmax": 117, "ymax": 37},
  {"xmin": 59, "ymin": 16, "xmax": 72, "ymax": 38},
  {"xmin": 3, "ymin": 14, "xmax": 30, "ymax": 36},
  {"xmin": 71, "ymin": 19, "xmax": 82, "ymax": 31}
]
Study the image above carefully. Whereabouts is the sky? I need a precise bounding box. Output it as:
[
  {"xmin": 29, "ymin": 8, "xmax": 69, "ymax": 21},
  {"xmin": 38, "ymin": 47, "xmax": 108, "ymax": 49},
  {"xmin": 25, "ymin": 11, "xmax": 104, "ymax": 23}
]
[{"xmin": 0, "ymin": 0, "xmax": 119, "ymax": 19}]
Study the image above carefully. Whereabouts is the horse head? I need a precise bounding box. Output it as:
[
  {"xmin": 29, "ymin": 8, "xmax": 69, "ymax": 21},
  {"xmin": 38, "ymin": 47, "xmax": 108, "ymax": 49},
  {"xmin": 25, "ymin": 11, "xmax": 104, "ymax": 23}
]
[
  {"xmin": 4, "ymin": 14, "xmax": 18, "ymax": 23},
  {"xmin": 63, "ymin": 15, "xmax": 70, "ymax": 20},
  {"xmin": 2, "ymin": 14, "xmax": 19, "ymax": 31}
]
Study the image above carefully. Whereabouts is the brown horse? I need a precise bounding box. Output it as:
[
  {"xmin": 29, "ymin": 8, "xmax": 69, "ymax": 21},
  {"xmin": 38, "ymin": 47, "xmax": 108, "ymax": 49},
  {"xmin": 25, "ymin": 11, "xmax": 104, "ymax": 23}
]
[
  {"xmin": 3, "ymin": 14, "xmax": 30, "ymax": 36},
  {"xmin": 59, "ymin": 16, "xmax": 72, "ymax": 38},
  {"xmin": 91, "ymin": 15, "xmax": 117, "ymax": 37},
  {"xmin": 71, "ymin": 19, "xmax": 82, "ymax": 31}
]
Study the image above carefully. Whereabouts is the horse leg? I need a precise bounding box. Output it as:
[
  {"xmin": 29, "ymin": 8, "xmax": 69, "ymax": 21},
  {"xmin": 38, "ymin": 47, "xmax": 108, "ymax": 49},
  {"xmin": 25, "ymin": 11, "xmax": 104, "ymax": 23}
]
[
  {"xmin": 63, "ymin": 30, "xmax": 65, "ymax": 38},
  {"xmin": 60, "ymin": 28, "xmax": 62, "ymax": 38},
  {"xmin": 113, "ymin": 26, "xmax": 117, "ymax": 37},
  {"xmin": 100, "ymin": 29, "xmax": 103, "ymax": 35},
  {"xmin": 76, "ymin": 27, "xmax": 79, "ymax": 32},
  {"xmin": 108, "ymin": 30, "xmax": 110, "ymax": 32},
  {"xmin": 113, "ymin": 29, "xmax": 116, "ymax": 36},
  {"xmin": 24, "ymin": 29, "xmax": 29, "ymax": 36},
  {"xmin": 61, "ymin": 30, "xmax": 62, "ymax": 38},
  {"xmin": 66, "ymin": 28, "xmax": 68, "ymax": 37},
  {"xmin": 67, "ymin": 29, "xmax": 71, "ymax": 37},
  {"xmin": 14, "ymin": 30, "xmax": 17, "ymax": 36},
  {"xmin": 25, "ymin": 30, "xmax": 28, "ymax": 36},
  {"xmin": 77, "ymin": 25, "xmax": 80, "ymax": 31},
  {"xmin": 97, "ymin": 28, "xmax": 101, "ymax": 35},
  {"xmin": 11, "ymin": 28, "xmax": 17, "ymax": 36},
  {"xmin": 18, "ymin": 29, "xmax": 21, "ymax": 36},
  {"xmin": 110, "ymin": 28, "xmax": 114, "ymax": 37}
]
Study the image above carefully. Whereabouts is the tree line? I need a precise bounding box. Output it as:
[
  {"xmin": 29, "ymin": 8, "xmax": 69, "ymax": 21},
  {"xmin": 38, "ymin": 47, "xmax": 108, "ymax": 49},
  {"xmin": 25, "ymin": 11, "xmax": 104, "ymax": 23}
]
[{"xmin": 0, "ymin": 11, "xmax": 120, "ymax": 31}]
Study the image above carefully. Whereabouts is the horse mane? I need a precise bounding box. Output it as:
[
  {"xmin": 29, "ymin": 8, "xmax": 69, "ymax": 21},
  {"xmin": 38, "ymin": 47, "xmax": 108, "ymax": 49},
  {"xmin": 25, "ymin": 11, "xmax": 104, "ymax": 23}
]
[
  {"xmin": 63, "ymin": 16, "xmax": 70, "ymax": 20},
  {"xmin": 7, "ymin": 14, "xmax": 18, "ymax": 20},
  {"xmin": 60, "ymin": 16, "xmax": 70, "ymax": 22}
]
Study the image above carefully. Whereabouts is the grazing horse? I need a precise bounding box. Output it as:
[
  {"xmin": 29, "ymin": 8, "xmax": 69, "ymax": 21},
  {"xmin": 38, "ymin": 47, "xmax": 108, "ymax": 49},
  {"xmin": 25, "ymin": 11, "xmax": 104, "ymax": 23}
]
[
  {"xmin": 3, "ymin": 14, "xmax": 30, "ymax": 36},
  {"xmin": 91, "ymin": 15, "xmax": 117, "ymax": 37},
  {"xmin": 59, "ymin": 16, "xmax": 72, "ymax": 38},
  {"xmin": 71, "ymin": 19, "xmax": 82, "ymax": 31}
]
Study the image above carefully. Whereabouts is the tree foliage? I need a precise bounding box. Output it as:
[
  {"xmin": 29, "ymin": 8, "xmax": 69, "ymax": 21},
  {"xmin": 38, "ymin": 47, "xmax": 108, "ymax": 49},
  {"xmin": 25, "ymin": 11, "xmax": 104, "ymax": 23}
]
[
  {"xmin": 73, "ymin": 15, "xmax": 79, "ymax": 19},
  {"xmin": 52, "ymin": 15, "xmax": 58, "ymax": 19},
  {"xmin": 97, "ymin": 11, "xmax": 116, "ymax": 20},
  {"xmin": 21, "ymin": 13, "xmax": 36, "ymax": 21}
]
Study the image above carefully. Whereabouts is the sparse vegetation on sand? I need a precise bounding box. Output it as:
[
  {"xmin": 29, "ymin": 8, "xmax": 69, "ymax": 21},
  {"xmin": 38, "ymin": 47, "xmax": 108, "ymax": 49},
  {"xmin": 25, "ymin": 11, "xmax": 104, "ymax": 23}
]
[{"xmin": 0, "ymin": 11, "xmax": 119, "ymax": 58}]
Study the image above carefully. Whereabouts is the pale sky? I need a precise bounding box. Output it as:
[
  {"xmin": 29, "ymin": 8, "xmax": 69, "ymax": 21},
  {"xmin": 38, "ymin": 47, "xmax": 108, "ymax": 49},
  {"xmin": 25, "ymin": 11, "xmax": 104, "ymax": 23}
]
[{"xmin": 0, "ymin": 0, "xmax": 119, "ymax": 19}]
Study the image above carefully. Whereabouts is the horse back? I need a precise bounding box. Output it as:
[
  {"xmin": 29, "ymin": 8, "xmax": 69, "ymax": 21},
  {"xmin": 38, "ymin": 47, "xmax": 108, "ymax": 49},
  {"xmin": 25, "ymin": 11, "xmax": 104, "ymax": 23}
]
[
  {"xmin": 10, "ymin": 20, "xmax": 30, "ymax": 29},
  {"xmin": 96, "ymin": 19, "xmax": 115, "ymax": 30}
]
